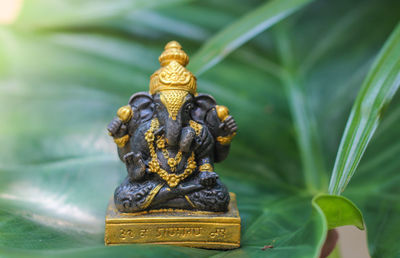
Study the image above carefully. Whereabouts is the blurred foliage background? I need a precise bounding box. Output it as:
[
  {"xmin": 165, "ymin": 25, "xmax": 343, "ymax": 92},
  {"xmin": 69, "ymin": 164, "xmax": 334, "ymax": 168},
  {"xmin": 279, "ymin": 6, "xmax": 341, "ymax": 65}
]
[{"xmin": 0, "ymin": 0, "xmax": 400, "ymax": 257}]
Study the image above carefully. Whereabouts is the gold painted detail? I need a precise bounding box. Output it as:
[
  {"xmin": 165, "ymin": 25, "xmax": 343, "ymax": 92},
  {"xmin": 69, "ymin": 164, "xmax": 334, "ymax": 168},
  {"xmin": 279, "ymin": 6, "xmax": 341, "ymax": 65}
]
[
  {"xmin": 149, "ymin": 41, "xmax": 196, "ymax": 96},
  {"xmin": 141, "ymin": 183, "xmax": 165, "ymax": 210},
  {"xmin": 156, "ymin": 137, "xmax": 166, "ymax": 149},
  {"xmin": 114, "ymin": 134, "xmax": 130, "ymax": 148},
  {"xmin": 159, "ymin": 61, "xmax": 191, "ymax": 87},
  {"xmin": 189, "ymin": 120, "xmax": 202, "ymax": 136},
  {"xmin": 215, "ymin": 105, "xmax": 229, "ymax": 121},
  {"xmin": 104, "ymin": 193, "xmax": 241, "ymax": 249},
  {"xmin": 185, "ymin": 195, "xmax": 196, "ymax": 208},
  {"xmin": 117, "ymin": 105, "xmax": 133, "ymax": 122},
  {"xmin": 216, "ymin": 133, "xmax": 236, "ymax": 146},
  {"xmin": 160, "ymin": 90, "xmax": 188, "ymax": 120},
  {"xmin": 160, "ymin": 140, "xmax": 182, "ymax": 172},
  {"xmin": 145, "ymin": 118, "xmax": 197, "ymax": 188},
  {"xmin": 199, "ymin": 163, "xmax": 213, "ymax": 172},
  {"xmin": 159, "ymin": 41, "xmax": 189, "ymax": 67}
]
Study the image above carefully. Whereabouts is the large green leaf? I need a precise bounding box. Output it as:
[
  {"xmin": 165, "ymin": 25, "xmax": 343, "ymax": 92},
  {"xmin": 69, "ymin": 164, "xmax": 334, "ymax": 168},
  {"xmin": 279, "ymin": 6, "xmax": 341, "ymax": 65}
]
[
  {"xmin": 1, "ymin": 0, "xmax": 400, "ymax": 257},
  {"xmin": 329, "ymin": 22, "xmax": 400, "ymax": 195},
  {"xmin": 188, "ymin": 0, "xmax": 314, "ymax": 75},
  {"xmin": 313, "ymin": 194, "xmax": 364, "ymax": 230},
  {"xmin": 343, "ymin": 94, "xmax": 400, "ymax": 258},
  {"xmin": 14, "ymin": 0, "xmax": 193, "ymax": 28},
  {"xmin": 274, "ymin": 25, "xmax": 328, "ymax": 193},
  {"xmin": 0, "ymin": 28, "xmax": 322, "ymax": 257}
]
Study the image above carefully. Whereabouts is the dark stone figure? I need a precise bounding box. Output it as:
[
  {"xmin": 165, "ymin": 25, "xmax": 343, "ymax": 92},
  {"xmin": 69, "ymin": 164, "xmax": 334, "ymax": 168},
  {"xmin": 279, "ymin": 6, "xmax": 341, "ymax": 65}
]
[{"xmin": 107, "ymin": 41, "xmax": 237, "ymax": 212}]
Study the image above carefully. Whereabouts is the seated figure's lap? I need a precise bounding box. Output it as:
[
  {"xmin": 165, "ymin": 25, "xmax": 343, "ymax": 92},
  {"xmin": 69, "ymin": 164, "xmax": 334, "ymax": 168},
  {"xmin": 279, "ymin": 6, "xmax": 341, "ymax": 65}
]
[{"xmin": 114, "ymin": 174, "xmax": 230, "ymax": 213}]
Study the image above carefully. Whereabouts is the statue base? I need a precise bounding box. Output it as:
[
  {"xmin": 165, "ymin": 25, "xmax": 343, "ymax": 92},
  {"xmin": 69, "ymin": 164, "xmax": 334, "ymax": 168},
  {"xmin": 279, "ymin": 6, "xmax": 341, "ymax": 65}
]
[{"xmin": 104, "ymin": 192, "xmax": 240, "ymax": 249}]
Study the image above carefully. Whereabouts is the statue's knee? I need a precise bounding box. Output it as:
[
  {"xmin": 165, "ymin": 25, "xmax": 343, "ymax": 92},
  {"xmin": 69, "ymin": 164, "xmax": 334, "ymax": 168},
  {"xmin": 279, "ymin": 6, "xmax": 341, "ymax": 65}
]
[
  {"xmin": 114, "ymin": 179, "xmax": 153, "ymax": 212},
  {"xmin": 114, "ymin": 185, "xmax": 137, "ymax": 212},
  {"xmin": 189, "ymin": 183, "xmax": 230, "ymax": 212}
]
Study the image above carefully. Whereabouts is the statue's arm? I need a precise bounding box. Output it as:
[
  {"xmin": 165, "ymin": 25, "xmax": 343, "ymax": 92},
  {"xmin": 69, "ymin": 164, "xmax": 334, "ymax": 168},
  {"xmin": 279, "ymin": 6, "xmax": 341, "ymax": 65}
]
[
  {"xmin": 107, "ymin": 105, "xmax": 138, "ymax": 161},
  {"xmin": 193, "ymin": 127, "xmax": 221, "ymax": 187},
  {"xmin": 192, "ymin": 94, "xmax": 237, "ymax": 163},
  {"xmin": 205, "ymin": 106, "xmax": 237, "ymax": 163}
]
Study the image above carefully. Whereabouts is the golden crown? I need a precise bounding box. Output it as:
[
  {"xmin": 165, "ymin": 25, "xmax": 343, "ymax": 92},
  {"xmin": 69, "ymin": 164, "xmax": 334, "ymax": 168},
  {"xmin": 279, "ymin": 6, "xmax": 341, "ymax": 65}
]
[{"xmin": 149, "ymin": 41, "xmax": 197, "ymax": 95}]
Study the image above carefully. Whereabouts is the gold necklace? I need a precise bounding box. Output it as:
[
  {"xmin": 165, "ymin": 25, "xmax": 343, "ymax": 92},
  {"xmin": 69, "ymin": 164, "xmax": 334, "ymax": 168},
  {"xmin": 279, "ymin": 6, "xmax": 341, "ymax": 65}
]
[
  {"xmin": 155, "ymin": 136, "xmax": 182, "ymax": 172},
  {"xmin": 145, "ymin": 118, "xmax": 198, "ymax": 188}
]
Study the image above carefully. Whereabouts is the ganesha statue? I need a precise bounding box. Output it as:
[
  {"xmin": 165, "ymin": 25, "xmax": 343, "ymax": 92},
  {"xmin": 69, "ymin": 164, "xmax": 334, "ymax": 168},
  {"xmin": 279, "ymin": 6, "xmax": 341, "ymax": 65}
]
[{"xmin": 107, "ymin": 41, "xmax": 237, "ymax": 213}]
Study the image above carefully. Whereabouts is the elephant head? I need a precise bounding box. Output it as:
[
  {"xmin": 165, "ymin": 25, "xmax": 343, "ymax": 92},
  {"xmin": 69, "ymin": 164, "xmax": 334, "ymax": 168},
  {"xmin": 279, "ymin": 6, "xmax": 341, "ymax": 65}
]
[
  {"xmin": 129, "ymin": 91, "xmax": 197, "ymax": 148},
  {"xmin": 153, "ymin": 91, "xmax": 194, "ymax": 147}
]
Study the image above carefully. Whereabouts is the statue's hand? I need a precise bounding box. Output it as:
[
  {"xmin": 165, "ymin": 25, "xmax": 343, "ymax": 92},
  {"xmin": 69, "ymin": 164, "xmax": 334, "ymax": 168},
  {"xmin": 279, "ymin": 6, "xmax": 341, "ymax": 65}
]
[
  {"xmin": 124, "ymin": 152, "xmax": 146, "ymax": 181},
  {"xmin": 107, "ymin": 117, "xmax": 122, "ymax": 135},
  {"xmin": 219, "ymin": 115, "xmax": 237, "ymax": 136},
  {"xmin": 107, "ymin": 117, "xmax": 128, "ymax": 138},
  {"xmin": 199, "ymin": 172, "xmax": 218, "ymax": 187}
]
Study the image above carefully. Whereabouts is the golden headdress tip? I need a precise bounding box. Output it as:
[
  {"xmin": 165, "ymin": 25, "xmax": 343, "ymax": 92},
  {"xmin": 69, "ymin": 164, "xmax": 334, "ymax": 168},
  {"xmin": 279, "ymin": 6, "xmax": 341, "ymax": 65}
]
[
  {"xmin": 149, "ymin": 41, "xmax": 197, "ymax": 96},
  {"xmin": 159, "ymin": 41, "xmax": 189, "ymax": 67}
]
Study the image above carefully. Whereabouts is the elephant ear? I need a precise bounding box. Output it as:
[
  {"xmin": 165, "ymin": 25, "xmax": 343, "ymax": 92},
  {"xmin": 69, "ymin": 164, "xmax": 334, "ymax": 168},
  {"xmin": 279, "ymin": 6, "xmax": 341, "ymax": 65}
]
[
  {"xmin": 128, "ymin": 92, "xmax": 154, "ymax": 123},
  {"xmin": 192, "ymin": 94, "xmax": 220, "ymax": 137},
  {"xmin": 192, "ymin": 94, "xmax": 217, "ymax": 121}
]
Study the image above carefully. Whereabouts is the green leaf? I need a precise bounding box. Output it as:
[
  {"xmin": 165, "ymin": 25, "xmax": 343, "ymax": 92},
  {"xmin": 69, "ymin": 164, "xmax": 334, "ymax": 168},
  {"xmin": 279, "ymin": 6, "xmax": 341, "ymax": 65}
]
[
  {"xmin": 14, "ymin": 0, "xmax": 193, "ymax": 28},
  {"xmin": 234, "ymin": 196, "xmax": 327, "ymax": 258},
  {"xmin": 329, "ymin": 22, "xmax": 400, "ymax": 195},
  {"xmin": 343, "ymin": 95, "xmax": 400, "ymax": 257},
  {"xmin": 275, "ymin": 25, "xmax": 328, "ymax": 193},
  {"xmin": 1, "ymin": 0, "xmax": 400, "ymax": 257},
  {"xmin": 0, "ymin": 15, "xmax": 323, "ymax": 258},
  {"xmin": 313, "ymin": 194, "xmax": 364, "ymax": 230},
  {"xmin": 188, "ymin": 0, "xmax": 314, "ymax": 75}
]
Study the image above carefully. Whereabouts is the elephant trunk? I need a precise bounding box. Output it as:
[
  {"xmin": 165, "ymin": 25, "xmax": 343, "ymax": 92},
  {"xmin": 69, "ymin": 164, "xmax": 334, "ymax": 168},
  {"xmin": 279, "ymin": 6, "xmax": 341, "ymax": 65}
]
[{"xmin": 165, "ymin": 119, "xmax": 182, "ymax": 146}]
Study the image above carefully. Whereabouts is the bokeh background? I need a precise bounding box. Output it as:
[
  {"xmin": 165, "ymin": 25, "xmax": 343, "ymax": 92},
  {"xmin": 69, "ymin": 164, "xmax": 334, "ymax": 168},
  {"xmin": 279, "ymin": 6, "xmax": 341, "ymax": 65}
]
[{"xmin": 0, "ymin": 0, "xmax": 399, "ymax": 257}]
